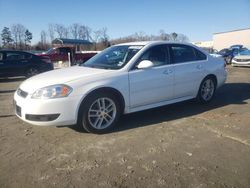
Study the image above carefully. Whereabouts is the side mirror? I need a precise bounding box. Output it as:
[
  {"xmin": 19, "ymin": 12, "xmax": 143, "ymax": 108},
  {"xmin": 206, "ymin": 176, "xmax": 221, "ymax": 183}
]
[{"xmin": 137, "ymin": 60, "xmax": 154, "ymax": 69}]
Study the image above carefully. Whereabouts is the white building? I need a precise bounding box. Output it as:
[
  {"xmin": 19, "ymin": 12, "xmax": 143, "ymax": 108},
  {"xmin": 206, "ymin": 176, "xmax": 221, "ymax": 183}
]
[
  {"xmin": 192, "ymin": 41, "xmax": 213, "ymax": 49},
  {"xmin": 213, "ymin": 28, "xmax": 250, "ymax": 50}
]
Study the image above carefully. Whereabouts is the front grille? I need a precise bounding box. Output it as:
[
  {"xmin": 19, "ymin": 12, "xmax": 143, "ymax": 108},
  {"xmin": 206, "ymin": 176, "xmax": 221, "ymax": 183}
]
[
  {"xmin": 25, "ymin": 114, "xmax": 60, "ymax": 121},
  {"xmin": 17, "ymin": 88, "xmax": 28, "ymax": 98},
  {"xmin": 235, "ymin": 58, "xmax": 250, "ymax": 62}
]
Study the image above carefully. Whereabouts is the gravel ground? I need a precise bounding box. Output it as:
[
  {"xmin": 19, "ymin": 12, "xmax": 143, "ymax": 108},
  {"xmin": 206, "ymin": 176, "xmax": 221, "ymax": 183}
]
[{"xmin": 0, "ymin": 66, "xmax": 250, "ymax": 188}]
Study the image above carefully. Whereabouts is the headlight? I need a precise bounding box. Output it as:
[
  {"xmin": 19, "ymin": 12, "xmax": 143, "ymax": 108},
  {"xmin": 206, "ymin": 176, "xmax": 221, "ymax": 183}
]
[{"xmin": 31, "ymin": 84, "xmax": 73, "ymax": 99}]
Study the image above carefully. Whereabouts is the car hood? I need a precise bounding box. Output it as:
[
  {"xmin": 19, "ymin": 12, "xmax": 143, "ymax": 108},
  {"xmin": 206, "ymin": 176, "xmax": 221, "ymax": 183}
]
[
  {"xmin": 234, "ymin": 55, "xmax": 250, "ymax": 59},
  {"xmin": 19, "ymin": 66, "xmax": 114, "ymax": 93}
]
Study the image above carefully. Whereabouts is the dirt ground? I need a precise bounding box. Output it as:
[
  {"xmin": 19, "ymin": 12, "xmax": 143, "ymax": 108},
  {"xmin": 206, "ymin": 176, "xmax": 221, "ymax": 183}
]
[{"xmin": 0, "ymin": 66, "xmax": 249, "ymax": 188}]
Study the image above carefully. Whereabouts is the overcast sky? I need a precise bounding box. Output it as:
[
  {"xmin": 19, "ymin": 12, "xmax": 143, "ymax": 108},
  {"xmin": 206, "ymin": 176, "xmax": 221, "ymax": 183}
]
[{"xmin": 0, "ymin": 0, "xmax": 249, "ymax": 44}]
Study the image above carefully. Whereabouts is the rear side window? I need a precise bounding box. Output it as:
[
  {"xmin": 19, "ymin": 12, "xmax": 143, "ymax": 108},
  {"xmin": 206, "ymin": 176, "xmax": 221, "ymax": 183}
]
[
  {"xmin": 170, "ymin": 44, "xmax": 206, "ymax": 63},
  {"xmin": 6, "ymin": 52, "xmax": 32, "ymax": 61},
  {"xmin": 170, "ymin": 45, "xmax": 196, "ymax": 63},
  {"xmin": 6, "ymin": 52, "xmax": 23, "ymax": 61},
  {"xmin": 194, "ymin": 48, "xmax": 207, "ymax": 60},
  {"xmin": 23, "ymin": 53, "xmax": 33, "ymax": 59}
]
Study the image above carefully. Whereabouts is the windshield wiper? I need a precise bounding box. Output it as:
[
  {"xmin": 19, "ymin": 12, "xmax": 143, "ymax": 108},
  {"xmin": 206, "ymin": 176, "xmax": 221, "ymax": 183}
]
[{"xmin": 81, "ymin": 64, "xmax": 113, "ymax": 69}]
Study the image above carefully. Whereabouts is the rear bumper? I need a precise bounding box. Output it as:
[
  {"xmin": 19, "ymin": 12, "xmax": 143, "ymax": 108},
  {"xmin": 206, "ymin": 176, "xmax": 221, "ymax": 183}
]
[{"xmin": 217, "ymin": 69, "xmax": 227, "ymax": 88}]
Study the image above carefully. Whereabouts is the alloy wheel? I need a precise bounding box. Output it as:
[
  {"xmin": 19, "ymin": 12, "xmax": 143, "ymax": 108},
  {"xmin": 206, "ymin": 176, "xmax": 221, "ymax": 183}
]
[
  {"xmin": 87, "ymin": 97, "xmax": 117, "ymax": 129},
  {"xmin": 26, "ymin": 68, "xmax": 39, "ymax": 77},
  {"xmin": 201, "ymin": 79, "xmax": 215, "ymax": 101}
]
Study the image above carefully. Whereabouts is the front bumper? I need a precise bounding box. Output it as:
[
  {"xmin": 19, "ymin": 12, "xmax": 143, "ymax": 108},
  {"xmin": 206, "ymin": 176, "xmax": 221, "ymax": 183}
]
[
  {"xmin": 14, "ymin": 91, "xmax": 82, "ymax": 126},
  {"xmin": 231, "ymin": 60, "xmax": 250, "ymax": 67}
]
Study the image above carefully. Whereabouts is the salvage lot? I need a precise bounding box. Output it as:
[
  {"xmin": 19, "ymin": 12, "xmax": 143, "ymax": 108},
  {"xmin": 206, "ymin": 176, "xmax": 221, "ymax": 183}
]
[{"xmin": 0, "ymin": 67, "xmax": 250, "ymax": 188}]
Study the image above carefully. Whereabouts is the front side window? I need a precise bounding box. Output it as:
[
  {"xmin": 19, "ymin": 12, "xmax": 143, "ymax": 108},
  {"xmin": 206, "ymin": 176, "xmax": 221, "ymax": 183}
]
[
  {"xmin": 137, "ymin": 45, "xmax": 169, "ymax": 67},
  {"xmin": 6, "ymin": 52, "xmax": 25, "ymax": 61},
  {"xmin": 82, "ymin": 45, "xmax": 143, "ymax": 69},
  {"xmin": 170, "ymin": 44, "xmax": 197, "ymax": 63}
]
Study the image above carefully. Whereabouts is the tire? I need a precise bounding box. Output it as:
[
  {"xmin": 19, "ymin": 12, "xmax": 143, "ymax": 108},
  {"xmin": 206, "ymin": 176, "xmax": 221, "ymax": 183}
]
[
  {"xmin": 78, "ymin": 92, "xmax": 121, "ymax": 134},
  {"xmin": 225, "ymin": 57, "xmax": 232, "ymax": 64},
  {"xmin": 197, "ymin": 77, "xmax": 216, "ymax": 104},
  {"xmin": 25, "ymin": 67, "xmax": 39, "ymax": 78}
]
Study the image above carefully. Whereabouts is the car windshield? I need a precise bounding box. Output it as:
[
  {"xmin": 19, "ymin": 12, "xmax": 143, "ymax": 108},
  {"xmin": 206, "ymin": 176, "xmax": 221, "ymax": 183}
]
[
  {"xmin": 239, "ymin": 50, "xmax": 250, "ymax": 56},
  {"xmin": 81, "ymin": 45, "xmax": 144, "ymax": 69}
]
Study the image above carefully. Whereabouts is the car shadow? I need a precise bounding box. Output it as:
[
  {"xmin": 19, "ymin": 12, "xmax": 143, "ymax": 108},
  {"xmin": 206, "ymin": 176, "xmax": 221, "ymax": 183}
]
[
  {"xmin": 0, "ymin": 77, "xmax": 25, "ymax": 83},
  {"xmin": 0, "ymin": 89, "xmax": 16, "ymax": 94},
  {"xmin": 69, "ymin": 83, "xmax": 250, "ymax": 133}
]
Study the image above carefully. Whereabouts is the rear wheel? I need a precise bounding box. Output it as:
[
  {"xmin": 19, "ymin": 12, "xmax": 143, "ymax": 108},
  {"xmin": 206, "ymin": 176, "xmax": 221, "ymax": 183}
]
[
  {"xmin": 225, "ymin": 56, "xmax": 232, "ymax": 64},
  {"xmin": 197, "ymin": 77, "xmax": 216, "ymax": 103},
  {"xmin": 78, "ymin": 92, "xmax": 121, "ymax": 134},
  {"xmin": 25, "ymin": 67, "xmax": 39, "ymax": 78}
]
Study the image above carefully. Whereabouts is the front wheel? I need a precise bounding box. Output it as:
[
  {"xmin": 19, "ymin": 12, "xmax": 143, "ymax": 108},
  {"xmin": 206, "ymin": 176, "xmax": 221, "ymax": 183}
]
[
  {"xmin": 197, "ymin": 77, "xmax": 216, "ymax": 103},
  {"xmin": 78, "ymin": 92, "xmax": 121, "ymax": 134},
  {"xmin": 25, "ymin": 67, "xmax": 39, "ymax": 78}
]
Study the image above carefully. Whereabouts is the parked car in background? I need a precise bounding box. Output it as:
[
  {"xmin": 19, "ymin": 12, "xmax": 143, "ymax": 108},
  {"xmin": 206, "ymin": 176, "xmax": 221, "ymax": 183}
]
[
  {"xmin": 0, "ymin": 50, "xmax": 53, "ymax": 78},
  {"xmin": 201, "ymin": 48, "xmax": 222, "ymax": 58},
  {"xmin": 229, "ymin": 44, "xmax": 243, "ymax": 49},
  {"xmin": 218, "ymin": 47, "xmax": 247, "ymax": 64},
  {"xmin": 14, "ymin": 41, "xmax": 227, "ymax": 133},
  {"xmin": 38, "ymin": 47, "xmax": 98, "ymax": 68},
  {"xmin": 232, "ymin": 49, "xmax": 250, "ymax": 67}
]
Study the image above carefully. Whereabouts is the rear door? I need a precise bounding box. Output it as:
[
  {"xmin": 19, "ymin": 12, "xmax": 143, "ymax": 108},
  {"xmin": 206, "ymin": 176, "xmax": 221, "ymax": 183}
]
[
  {"xmin": 0, "ymin": 51, "xmax": 7, "ymax": 77},
  {"xmin": 169, "ymin": 44, "xmax": 207, "ymax": 98},
  {"xmin": 4, "ymin": 52, "xmax": 32, "ymax": 76}
]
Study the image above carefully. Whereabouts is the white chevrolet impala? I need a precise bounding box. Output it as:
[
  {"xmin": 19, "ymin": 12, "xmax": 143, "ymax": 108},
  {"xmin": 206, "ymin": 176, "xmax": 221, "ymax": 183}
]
[{"xmin": 14, "ymin": 41, "xmax": 227, "ymax": 133}]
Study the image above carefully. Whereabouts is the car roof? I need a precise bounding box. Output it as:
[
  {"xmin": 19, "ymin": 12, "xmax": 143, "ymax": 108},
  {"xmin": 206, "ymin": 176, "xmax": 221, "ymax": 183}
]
[
  {"xmin": 0, "ymin": 50, "xmax": 34, "ymax": 54},
  {"xmin": 115, "ymin": 41, "xmax": 195, "ymax": 47}
]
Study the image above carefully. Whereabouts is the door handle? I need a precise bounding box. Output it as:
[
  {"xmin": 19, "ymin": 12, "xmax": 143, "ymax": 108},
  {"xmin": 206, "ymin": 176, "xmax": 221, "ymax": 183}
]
[
  {"xmin": 163, "ymin": 69, "xmax": 173, "ymax": 75},
  {"xmin": 196, "ymin": 64, "xmax": 203, "ymax": 69}
]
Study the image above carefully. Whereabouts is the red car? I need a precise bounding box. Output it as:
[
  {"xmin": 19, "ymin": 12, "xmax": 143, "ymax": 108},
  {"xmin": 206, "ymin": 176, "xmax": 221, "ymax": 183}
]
[{"xmin": 38, "ymin": 47, "xmax": 98, "ymax": 67}]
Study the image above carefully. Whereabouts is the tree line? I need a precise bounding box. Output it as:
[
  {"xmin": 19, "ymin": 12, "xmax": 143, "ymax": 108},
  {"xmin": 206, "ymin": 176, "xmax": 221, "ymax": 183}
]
[
  {"xmin": 1, "ymin": 24, "xmax": 32, "ymax": 50},
  {"xmin": 0, "ymin": 23, "xmax": 189, "ymax": 51}
]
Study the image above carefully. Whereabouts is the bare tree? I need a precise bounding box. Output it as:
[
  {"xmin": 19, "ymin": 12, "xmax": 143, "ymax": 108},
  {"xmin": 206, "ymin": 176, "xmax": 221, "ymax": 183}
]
[
  {"xmin": 11, "ymin": 24, "xmax": 26, "ymax": 49},
  {"xmin": 176, "ymin": 33, "xmax": 189, "ymax": 42},
  {"xmin": 159, "ymin": 29, "xmax": 170, "ymax": 41},
  {"xmin": 78, "ymin": 25, "xmax": 87, "ymax": 40},
  {"xmin": 85, "ymin": 26, "xmax": 92, "ymax": 41},
  {"xmin": 62, "ymin": 27, "xmax": 69, "ymax": 38},
  {"xmin": 99, "ymin": 27, "xmax": 110, "ymax": 48},
  {"xmin": 48, "ymin": 24, "xmax": 55, "ymax": 42},
  {"xmin": 92, "ymin": 29, "xmax": 102, "ymax": 50},
  {"xmin": 40, "ymin": 30, "xmax": 47, "ymax": 47},
  {"xmin": 70, "ymin": 23, "xmax": 80, "ymax": 39},
  {"xmin": 55, "ymin": 24, "xmax": 65, "ymax": 38}
]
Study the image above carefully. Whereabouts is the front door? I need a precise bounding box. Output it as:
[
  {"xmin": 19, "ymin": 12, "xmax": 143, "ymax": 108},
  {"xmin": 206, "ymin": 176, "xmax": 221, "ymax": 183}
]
[{"xmin": 129, "ymin": 44, "xmax": 174, "ymax": 108}]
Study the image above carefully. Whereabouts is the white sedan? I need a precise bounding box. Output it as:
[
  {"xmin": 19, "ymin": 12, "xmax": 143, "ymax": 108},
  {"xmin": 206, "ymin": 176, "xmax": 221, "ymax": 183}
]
[
  {"xmin": 232, "ymin": 50, "xmax": 250, "ymax": 67},
  {"xmin": 14, "ymin": 41, "xmax": 227, "ymax": 133}
]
